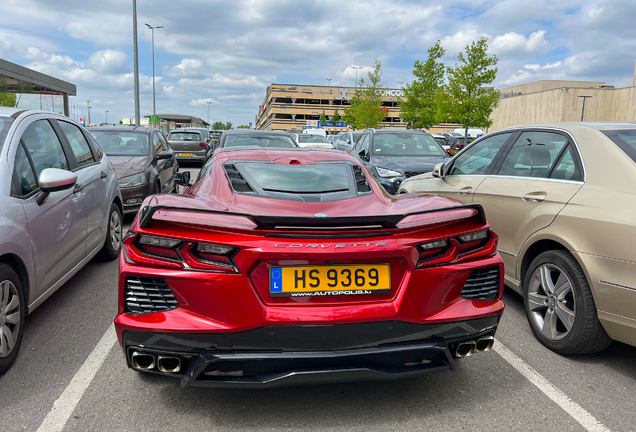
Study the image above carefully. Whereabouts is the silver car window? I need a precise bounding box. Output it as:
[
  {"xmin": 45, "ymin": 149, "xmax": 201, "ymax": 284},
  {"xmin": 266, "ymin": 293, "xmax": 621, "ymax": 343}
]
[
  {"xmin": 58, "ymin": 121, "xmax": 95, "ymax": 168},
  {"xmin": 21, "ymin": 120, "xmax": 70, "ymax": 176},
  {"xmin": 13, "ymin": 143, "xmax": 38, "ymax": 196}
]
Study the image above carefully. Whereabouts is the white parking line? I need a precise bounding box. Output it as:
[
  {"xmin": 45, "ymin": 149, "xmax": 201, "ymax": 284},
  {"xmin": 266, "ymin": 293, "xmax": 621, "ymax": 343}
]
[
  {"xmin": 36, "ymin": 324, "xmax": 117, "ymax": 432},
  {"xmin": 493, "ymin": 341, "xmax": 610, "ymax": 432}
]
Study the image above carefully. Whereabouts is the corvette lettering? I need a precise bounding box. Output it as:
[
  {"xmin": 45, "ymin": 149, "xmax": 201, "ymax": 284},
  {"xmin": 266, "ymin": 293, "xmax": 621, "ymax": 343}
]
[{"xmin": 275, "ymin": 242, "xmax": 387, "ymax": 248}]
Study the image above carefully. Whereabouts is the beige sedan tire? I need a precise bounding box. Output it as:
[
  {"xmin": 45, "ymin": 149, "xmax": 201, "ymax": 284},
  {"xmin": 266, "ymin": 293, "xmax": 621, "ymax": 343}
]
[{"xmin": 523, "ymin": 250, "xmax": 612, "ymax": 355}]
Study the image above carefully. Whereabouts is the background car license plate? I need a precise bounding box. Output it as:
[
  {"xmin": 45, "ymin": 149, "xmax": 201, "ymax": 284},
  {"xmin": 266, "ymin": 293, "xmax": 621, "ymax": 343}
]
[
  {"xmin": 176, "ymin": 152, "xmax": 194, "ymax": 157},
  {"xmin": 269, "ymin": 264, "xmax": 390, "ymax": 297}
]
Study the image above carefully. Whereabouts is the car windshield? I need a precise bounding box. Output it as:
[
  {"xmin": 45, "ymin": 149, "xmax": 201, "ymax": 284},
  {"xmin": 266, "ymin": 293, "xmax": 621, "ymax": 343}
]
[
  {"xmin": 353, "ymin": 132, "xmax": 363, "ymax": 142},
  {"xmin": 210, "ymin": 131, "xmax": 223, "ymax": 138},
  {"xmin": 0, "ymin": 117, "xmax": 14, "ymax": 152},
  {"xmin": 90, "ymin": 131, "xmax": 149, "ymax": 156},
  {"xmin": 372, "ymin": 133, "xmax": 447, "ymax": 157},
  {"xmin": 240, "ymin": 163, "xmax": 351, "ymax": 193},
  {"xmin": 298, "ymin": 135, "xmax": 330, "ymax": 144},
  {"xmin": 602, "ymin": 130, "xmax": 636, "ymax": 163},
  {"xmin": 168, "ymin": 132, "xmax": 201, "ymax": 141},
  {"xmin": 224, "ymin": 134, "xmax": 296, "ymax": 148}
]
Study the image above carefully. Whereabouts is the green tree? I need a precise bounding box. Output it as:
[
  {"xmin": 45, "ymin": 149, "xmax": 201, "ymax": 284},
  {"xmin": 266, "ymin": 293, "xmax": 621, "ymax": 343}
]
[
  {"xmin": 210, "ymin": 121, "xmax": 233, "ymax": 130},
  {"xmin": 0, "ymin": 93, "xmax": 16, "ymax": 107},
  {"xmin": 437, "ymin": 37, "xmax": 499, "ymax": 145},
  {"xmin": 236, "ymin": 124, "xmax": 251, "ymax": 129},
  {"xmin": 330, "ymin": 109, "xmax": 341, "ymax": 126},
  {"xmin": 398, "ymin": 41, "xmax": 446, "ymax": 129},
  {"xmin": 344, "ymin": 59, "xmax": 387, "ymax": 129},
  {"xmin": 319, "ymin": 110, "xmax": 329, "ymax": 127}
]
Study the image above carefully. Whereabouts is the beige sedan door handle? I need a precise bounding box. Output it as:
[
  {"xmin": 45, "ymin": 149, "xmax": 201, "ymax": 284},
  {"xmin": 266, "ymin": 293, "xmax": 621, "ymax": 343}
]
[
  {"xmin": 522, "ymin": 192, "xmax": 547, "ymax": 202},
  {"xmin": 458, "ymin": 187, "xmax": 473, "ymax": 195}
]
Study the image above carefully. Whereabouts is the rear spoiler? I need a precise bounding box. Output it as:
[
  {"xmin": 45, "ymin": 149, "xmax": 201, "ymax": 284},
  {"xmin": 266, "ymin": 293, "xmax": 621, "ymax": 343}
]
[{"xmin": 138, "ymin": 203, "xmax": 487, "ymax": 230}]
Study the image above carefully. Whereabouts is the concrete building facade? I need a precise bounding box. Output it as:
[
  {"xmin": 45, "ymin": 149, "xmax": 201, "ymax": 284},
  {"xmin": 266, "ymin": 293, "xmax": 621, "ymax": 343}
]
[{"xmin": 490, "ymin": 79, "xmax": 636, "ymax": 131}]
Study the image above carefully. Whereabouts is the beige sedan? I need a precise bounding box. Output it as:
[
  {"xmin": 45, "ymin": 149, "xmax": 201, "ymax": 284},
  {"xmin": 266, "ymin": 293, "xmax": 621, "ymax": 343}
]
[{"xmin": 398, "ymin": 122, "xmax": 636, "ymax": 354}]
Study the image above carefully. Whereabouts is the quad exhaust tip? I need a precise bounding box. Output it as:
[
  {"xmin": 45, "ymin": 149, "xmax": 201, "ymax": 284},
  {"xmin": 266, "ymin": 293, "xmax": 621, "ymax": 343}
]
[
  {"xmin": 157, "ymin": 356, "xmax": 182, "ymax": 373},
  {"xmin": 131, "ymin": 352, "xmax": 156, "ymax": 370},
  {"xmin": 475, "ymin": 336, "xmax": 495, "ymax": 352},
  {"xmin": 456, "ymin": 341, "xmax": 476, "ymax": 358},
  {"xmin": 455, "ymin": 337, "xmax": 495, "ymax": 358}
]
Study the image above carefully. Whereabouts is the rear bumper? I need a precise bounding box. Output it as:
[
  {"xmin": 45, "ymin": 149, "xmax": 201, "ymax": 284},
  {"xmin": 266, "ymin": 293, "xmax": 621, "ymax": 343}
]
[{"xmin": 119, "ymin": 315, "xmax": 501, "ymax": 388}]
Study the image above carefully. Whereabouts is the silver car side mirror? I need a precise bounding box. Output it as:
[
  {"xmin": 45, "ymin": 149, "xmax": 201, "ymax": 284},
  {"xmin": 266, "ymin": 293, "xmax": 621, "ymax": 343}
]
[
  {"xmin": 433, "ymin": 163, "xmax": 446, "ymax": 179},
  {"xmin": 37, "ymin": 168, "xmax": 78, "ymax": 205}
]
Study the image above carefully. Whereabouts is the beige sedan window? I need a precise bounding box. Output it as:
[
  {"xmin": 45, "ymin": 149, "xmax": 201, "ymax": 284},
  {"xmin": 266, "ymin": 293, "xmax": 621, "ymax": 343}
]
[
  {"xmin": 498, "ymin": 131, "xmax": 567, "ymax": 178},
  {"xmin": 448, "ymin": 132, "xmax": 512, "ymax": 175}
]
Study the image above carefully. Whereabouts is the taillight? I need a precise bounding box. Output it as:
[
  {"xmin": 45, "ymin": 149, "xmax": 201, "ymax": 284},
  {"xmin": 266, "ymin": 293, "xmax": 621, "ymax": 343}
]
[
  {"xmin": 123, "ymin": 235, "xmax": 239, "ymax": 273},
  {"xmin": 416, "ymin": 230, "xmax": 497, "ymax": 268},
  {"xmin": 199, "ymin": 142, "xmax": 207, "ymax": 149}
]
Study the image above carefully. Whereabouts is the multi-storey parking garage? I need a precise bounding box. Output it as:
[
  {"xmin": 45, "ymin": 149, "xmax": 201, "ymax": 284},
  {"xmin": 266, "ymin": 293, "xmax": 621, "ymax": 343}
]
[{"xmin": 255, "ymin": 84, "xmax": 410, "ymax": 132}]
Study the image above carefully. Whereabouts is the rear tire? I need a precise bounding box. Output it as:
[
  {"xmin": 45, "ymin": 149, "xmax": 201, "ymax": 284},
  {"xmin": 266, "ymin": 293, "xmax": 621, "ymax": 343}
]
[
  {"xmin": 523, "ymin": 250, "xmax": 612, "ymax": 355},
  {"xmin": 98, "ymin": 202, "xmax": 123, "ymax": 261},
  {"xmin": 0, "ymin": 264, "xmax": 25, "ymax": 375}
]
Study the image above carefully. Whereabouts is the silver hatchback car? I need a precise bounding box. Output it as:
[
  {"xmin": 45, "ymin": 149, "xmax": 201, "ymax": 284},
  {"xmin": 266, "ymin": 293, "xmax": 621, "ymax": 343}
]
[{"xmin": 0, "ymin": 108, "xmax": 123, "ymax": 374}]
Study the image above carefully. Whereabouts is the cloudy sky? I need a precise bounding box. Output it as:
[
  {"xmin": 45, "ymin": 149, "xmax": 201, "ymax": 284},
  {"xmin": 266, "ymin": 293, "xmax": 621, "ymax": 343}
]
[{"xmin": 1, "ymin": 0, "xmax": 635, "ymax": 126}]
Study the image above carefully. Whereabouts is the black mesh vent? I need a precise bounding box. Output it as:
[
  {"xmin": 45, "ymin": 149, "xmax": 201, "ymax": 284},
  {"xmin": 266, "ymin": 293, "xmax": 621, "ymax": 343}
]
[
  {"xmin": 352, "ymin": 165, "xmax": 372, "ymax": 193},
  {"xmin": 224, "ymin": 163, "xmax": 255, "ymax": 193},
  {"xmin": 125, "ymin": 277, "xmax": 178, "ymax": 314},
  {"xmin": 461, "ymin": 267, "xmax": 500, "ymax": 301},
  {"xmin": 404, "ymin": 171, "xmax": 425, "ymax": 178}
]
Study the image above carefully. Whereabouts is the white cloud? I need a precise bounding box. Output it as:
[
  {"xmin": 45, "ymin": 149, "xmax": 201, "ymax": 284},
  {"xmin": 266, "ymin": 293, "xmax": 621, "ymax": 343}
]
[
  {"xmin": 88, "ymin": 50, "xmax": 129, "ymax": 74},
  {"xmin": 165, "ymin": 59, "xmax": 206, "ymax": 78},
  {"xmin": 440, "ymin": 29, "xmax": 487, "ymax": 56},
  {"xmin": 491, "ymin": 30, "xmax": 551, "ymax": 56},
  {"xmin": 190, "ymin": 98, "xmax": 219, "ymax": 106}
]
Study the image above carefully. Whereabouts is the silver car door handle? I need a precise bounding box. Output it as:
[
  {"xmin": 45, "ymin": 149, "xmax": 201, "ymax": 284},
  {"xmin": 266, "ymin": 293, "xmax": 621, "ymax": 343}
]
[
  {"xmin": 522, "ymin": 192, "xmax": 547, "ymax": 202},
  {"xmin": 73, "ymin": 183, "xmax": 84, "ymax": 193},
  {"xmin": 458, "ymin": 187, "xmax": 472, "ymax": 195},
  {"xmin": 100, "ymin": 170, "xmax": 108, "ymax": 179}
]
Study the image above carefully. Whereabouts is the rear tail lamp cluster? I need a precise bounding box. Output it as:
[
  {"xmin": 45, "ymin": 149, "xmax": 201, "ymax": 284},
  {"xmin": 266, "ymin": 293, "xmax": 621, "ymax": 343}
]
[
  {"xmin": 124, "ymin": 235, "xmax": 239, "ymax": 273},
  {"xmin": 199, "ymin": 142, "xmax": 207, "ymax": 149},
  {"xmin": 416, "ymin": 230, "xmax": 497, "ymax": 268}
]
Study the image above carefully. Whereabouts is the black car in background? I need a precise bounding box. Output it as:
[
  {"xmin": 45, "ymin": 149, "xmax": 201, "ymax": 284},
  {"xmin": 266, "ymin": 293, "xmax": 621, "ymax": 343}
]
[
  {"xmin": 348, "ymin": 129, "xmax": 450, "ymax": 194},
  {"xmin": 88, "ymin": 125, "xmax": 177, "ymax": 214}
]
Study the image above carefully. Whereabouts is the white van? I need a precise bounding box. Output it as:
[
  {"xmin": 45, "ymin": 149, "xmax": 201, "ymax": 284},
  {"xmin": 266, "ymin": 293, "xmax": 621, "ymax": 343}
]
[
  {"xmin": 453, "ymin": 128, "xmax": 485, "ymax": 138},
  {"xmin": 302, "ymin": 128, "xmax": 327, "ymax": 138}
]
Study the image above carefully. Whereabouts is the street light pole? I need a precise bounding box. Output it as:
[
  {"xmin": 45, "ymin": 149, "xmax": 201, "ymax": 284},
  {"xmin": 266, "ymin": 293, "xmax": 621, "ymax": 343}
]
[
  {"xmin": 350, "ymin": 66, "xmax": 363, "ymax": 90},
  {"xmin": 146, "ymin": 23, "xmax": 163, "ymax": 128},
  {"xmin": 578, "ymin": 95, "xmax": 592, "ymax": 122},
  {"xmin": 132, "ymin": 0, "xmax": 140, "ymax": 126},
  {"xmin": 106, "ymin": 110, "xmax": 109, "ymax": 123},
  {"xmin": 326, "ymin": 78, "xmax": 332, "ymax": 86},
  {"xmin": 398, "ymin": 81, "xmax": 404, "ymax": 88},
  {"xmin": 206, "ymin": 101, "xmax": 212, "ymax": 124},
  {"xmin": 87, "ymin": 100, "xmax": 91, "ymax": 125}
]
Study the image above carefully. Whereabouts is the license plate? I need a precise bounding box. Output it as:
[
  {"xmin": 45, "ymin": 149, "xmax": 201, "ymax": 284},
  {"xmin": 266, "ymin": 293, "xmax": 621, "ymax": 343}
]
[
  {"xmin": 175, "ymin": 152, "xmax": 194, "ymax": 157},
  {"xmin": 269, "ymin": 264, "xmax": 390, "ymax": 297}
]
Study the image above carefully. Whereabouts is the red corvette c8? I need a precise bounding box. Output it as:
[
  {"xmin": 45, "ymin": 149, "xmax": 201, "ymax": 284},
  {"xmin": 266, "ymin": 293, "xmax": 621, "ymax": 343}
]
[{"xmin": 115, "ymin": 147, "xmax": 505, "ymax": 388}]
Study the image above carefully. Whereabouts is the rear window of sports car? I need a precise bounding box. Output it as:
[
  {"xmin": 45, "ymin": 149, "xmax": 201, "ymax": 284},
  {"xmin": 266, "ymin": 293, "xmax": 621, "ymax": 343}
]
[
  {"xmin": 239, "ymin": 163, "xmax": 350, "ymax": 193},
  {"xmin": 602, "ymin": 130, "xmax": 636, "ymax": 163}
]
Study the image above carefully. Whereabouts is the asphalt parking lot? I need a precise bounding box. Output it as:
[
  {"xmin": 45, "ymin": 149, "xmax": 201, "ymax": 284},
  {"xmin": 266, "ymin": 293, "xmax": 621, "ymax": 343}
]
[{"xmin": 1, "ymin": 163, "xmax": 634, "ymax": 432}]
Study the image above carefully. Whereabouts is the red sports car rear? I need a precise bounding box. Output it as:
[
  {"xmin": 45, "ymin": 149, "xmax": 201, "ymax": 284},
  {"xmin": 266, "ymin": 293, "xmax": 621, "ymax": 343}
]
[{"xmin": 114, "ymin": 147, "xmax": 505, "ymax": 388}]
